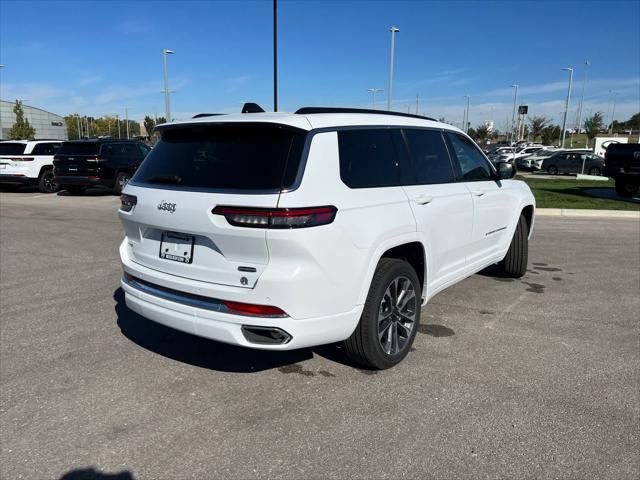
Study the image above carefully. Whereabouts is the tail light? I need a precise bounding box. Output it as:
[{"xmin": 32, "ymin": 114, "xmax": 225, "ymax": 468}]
[
  {"xmin": 223, "ymin": 300, "xmax": 287, "ymax": 317},
  {"xmin": 10, "ymin": 157, "xmax": 34, "ymax": 162},
  {"xmin": 120, "ymin": 194, "xmax": 137, "ymax": 212},
  {"xmin": 86, "ymin": 157, "xmax": 108, "ymax": 162},
  {"xmin": 212, "ymin": 205, "xmax": 337, "ymax": 229}
]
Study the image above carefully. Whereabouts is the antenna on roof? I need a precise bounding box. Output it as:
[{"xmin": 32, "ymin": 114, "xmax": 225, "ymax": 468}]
[{"xmin": 242, "ymin": 102, "xmax": 266, "ymax": 113}]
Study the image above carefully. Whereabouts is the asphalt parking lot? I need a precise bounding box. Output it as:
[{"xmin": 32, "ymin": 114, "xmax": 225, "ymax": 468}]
[{"xmin": 1, "ymin": 190, "xmax": 639, "ymax": 479}]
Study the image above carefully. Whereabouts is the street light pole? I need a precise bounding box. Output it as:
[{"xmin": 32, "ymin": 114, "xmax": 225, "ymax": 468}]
[
  {"xmin": 273, "ymin": 0, "xmax": 278, "ymax": 112},
  {"xmin": 560, "ymin": 67, "xmax": 574, "ymax": 148},
  {"xmin": 463, "ymin": 94, "xmax": 470, "ymax": 133},
  {"xmin": 162, "ymin": 49, "xmax": 175, "ymax": 122},
  {"xmin": 76, "ymin": 114, "xmax": 81, "ymax": 139},
  {"xmin": 115, "ymin": 114, "xmax": 120, "ymax": 139},
  {"xmin": 0, "ymin": 65, "xmax": 4, "ymax": 140},
  {"xmin": 576, "ymin": 60, "xmax": 590, "ymax": 147},
  {"xmin": 510, "ymin": 84, "xmax": 518, "ymax": 144},
  {"xmin": 609, "ymin": 92, "xmax": 618, "ymax": 134},
  {"xmin": 387, "ymin": 26, "xmax": 400, "ymax": 111},
  {"xmin": 367, "ymin": 88, "xmax": 383, "ymax": 109},
  {"xmin": 125, "ymin": 107, "xmax": 130, "ymax": 139}
]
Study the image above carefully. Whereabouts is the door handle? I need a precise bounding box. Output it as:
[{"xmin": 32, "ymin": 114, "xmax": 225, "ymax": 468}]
[
  {"xmin": 471, "ymin": 190, "xmax": 486, "ymax": 197},
  {"xmin": 413, "ymin": 194, "xmax": 433, "ymax": 205}
]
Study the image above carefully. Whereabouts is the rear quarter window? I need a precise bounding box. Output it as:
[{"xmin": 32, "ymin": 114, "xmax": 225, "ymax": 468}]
[
  {"xmin": 132, "ymin": 124, "xmax": 306, "ymax": 191},
  {"xmin": 338, "ymin": 129, "xmax": 407, "ymax": 188}
]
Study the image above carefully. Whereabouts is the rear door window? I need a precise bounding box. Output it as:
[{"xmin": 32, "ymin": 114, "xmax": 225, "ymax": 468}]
[
  {"xmin": 133, "ymin": 124, "xmax": 306, "ymax": 191},
  {"xmin": 338, "ymin": 129, "xmax": 409, "ymax": 188},
  {"xmin": 403, "ymin": 129, "xmax": 455, "ymax": 184},
  {"xmin": 445, "ymin": 133, "xmax": 494, "ymax": 181},
  {"xmin": 0, "ymin": 143, "xmax": 27, "ymax": 155}
]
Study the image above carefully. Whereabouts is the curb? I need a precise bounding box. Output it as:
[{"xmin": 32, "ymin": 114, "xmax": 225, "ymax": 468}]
[{"xmin": 537, "ymin": 208, "xmax": 640, "ymax": 219}]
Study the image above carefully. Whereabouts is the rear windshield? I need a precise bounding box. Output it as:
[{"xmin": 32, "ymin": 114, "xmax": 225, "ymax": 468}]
[
  {"xmin": 132, "ymin": 124, "xmax": 306, "ymax": 190},
  {"xmin": 0, "ymin": 143, "xmax": 27, "ymax": 155},
  {"xmin": 57, "ymin": 142, "xmax": 100, "ymax": 155}
]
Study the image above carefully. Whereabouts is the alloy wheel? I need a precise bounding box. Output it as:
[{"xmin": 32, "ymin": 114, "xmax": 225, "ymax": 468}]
[{"xmin": 377, "ymin": 275, "xmax": 417, "ymax": 355}]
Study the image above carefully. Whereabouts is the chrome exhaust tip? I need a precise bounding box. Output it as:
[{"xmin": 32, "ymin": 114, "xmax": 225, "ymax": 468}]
[{"xmin": 241, "ymin": 326, "xmax": 292, "ymax": 345}]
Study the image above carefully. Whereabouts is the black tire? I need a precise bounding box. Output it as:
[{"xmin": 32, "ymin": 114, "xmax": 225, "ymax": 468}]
[
  {"xmin": 66, "ymin": 186, "xmax": 86, "ymax": 196},
  {"xmin": 112, "ymin": 172, "xmax": 131, "ymax": 195},
  {"xmin": 615, "ymin": 180, "xmax": 639, "ymax": 198},
  {"xmin": 588, "ymin": 167, "xmax": 601, "ymax": 176},
  {"xmin": 343, "ymin": 258, "xmax": 421, "ymax": 370},
  {"xmin": 496, "ymin": 214, "xmax": 528, "ymax": 278},
  {"xmin": 547, "ymin": 165, "xmax": 558, "ymax": 175},
  {"xmin": 38, "ymin": 169, "xmax": 58, "ymax": 193}
]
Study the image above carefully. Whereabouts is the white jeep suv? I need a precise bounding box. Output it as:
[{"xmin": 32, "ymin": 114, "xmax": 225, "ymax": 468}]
[
  {"xmin": 0, "ymin": 140, "xmax": 62, "ymax": 192},
  {"xmin": 118, "ymin": 107, "xmax": 535, "ymax": 369}
]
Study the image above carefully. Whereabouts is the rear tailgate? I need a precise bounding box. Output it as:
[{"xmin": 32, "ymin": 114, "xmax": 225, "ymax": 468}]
[{"xmin": 119, "ymin": 122, "xmax": 307, "ymax": 289}]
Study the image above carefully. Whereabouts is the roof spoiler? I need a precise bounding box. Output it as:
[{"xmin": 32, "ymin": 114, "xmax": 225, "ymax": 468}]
[{"xmin": 192, "ymin": 113, "xmax": 223, "ymax": 118}]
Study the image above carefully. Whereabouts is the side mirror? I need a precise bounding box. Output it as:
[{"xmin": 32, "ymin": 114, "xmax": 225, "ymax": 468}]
[{"xmin": 496, "ymin": 161, "xmax": 516, "ymax": 180}]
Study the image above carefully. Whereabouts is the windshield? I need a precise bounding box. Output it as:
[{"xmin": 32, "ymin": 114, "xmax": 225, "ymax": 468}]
[
  {"xmin": 0, "ymin": 143, "xmax": 27, "ymax": 155},
  {"xmin": 57, "ymin": 142, "xmax": 100, "ymax": 155},
  {"xmin": 133, "ymin": 124, "xmax": 306, "ymax": 191}
]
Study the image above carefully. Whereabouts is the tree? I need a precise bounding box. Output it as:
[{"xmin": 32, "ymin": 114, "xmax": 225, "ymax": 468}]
[
  {"xmin": 475, "ymin": 124, "xmax": 491, "ymax": 142},
  {"xmin": 7, "ymin": 100, "xmax": 36, "ymax": 140},
  {"xmin": 143, "ymin": 116, "xmax": 156, "ymax": 137},
  {"xmin": 583, "ymin": 112, "xmax": 604, "ymax": 144},
  {"xmin": 528, "ymin": 116, "xmax": 551, "ymax": 141},
  {"xmin": 467, "ymin": 127, "xmax": 478, "ymax": 139},
  {"xmin": 156, "ymin": 116, "xmax": 167, "ymax": 125},
  {"xmin": 541, "ymin": 125, "xmax": 561, "ymax": 146}
]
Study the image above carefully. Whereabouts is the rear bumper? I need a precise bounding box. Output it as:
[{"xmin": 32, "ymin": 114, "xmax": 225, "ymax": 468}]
[
  {"xmin": 121, "ymin": 274, "xmax": 361, "ymax": 350},
  {"xmin": 0, "ymin": 174, "xmax": 35, "ymax": 185},
  {"xmin": 603, "ymin": 167, "xmax": 640, "ymax": 182},
  {"xmin": 55, "ymin": 175, "xmax": 109, "ymax": 187}
]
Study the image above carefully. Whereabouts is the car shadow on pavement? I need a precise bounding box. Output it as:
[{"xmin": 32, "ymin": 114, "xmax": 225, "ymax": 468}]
[
  {"xmin": 114, "ymin": 288, "xmax": 357, "ymax": 373},
  {"xmin": 58, "ymin": 467, "xmax": 134, "ymax": 480}
]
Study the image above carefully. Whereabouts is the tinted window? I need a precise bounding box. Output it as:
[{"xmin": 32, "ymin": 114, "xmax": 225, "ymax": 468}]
[
  {"xmin": 0, "ymin": 143, "xmax": 27, "ymax": 155},
  {"xmin": 137, "ymin": 144, "xmax": 151, "ymax": 156},
  {"xmin": 403, "ymin": 129, "xmax": 455, "ymax": 184},
  {"xmin": 31, "ymin": 143, "xmax": 60, "ymax": 155},
  {"xmin": 57, "ymin": 142, "xmax": 100, "ymax": 156},
  {"xmin": 133, "ymin": 124, "xmax": 305, "ymax": 190},
  {"xmin": 338, "ymin": 129, "xmax": 404, "ymax": 188},
  {"xmin": 446, "ymin": 133, "xmax": 493, "ymax": 181},
  {"xmin": 122, "ymin": 143, "xmax": 139, "ymax": 157}
]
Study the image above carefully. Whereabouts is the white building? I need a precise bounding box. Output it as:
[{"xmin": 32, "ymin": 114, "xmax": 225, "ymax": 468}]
[{"xmin": 0, "ymin": 100, "xmax": 68, "ymax": 140}]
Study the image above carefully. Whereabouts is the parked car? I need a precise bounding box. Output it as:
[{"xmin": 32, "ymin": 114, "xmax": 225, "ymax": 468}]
[
  {"xmin": 53, "ymin": 139, "xmax": 151, "ymax": 195},
  {"xmin": 603, "ymin": 143, "xmax": 640, "ymax": 197},
  {"xmin": 0, "ymin": 140, "xmax": 62, "ymax": 192},
  {"xmin": 544, "ymin": 150, "xmax": 605, "ymax": 175},
  {"xmin": 497, "ymin": 145, "xmax": 548, "ymax": 163},
  {"xmin": 515, "ymin": 148, "xmax": 560, "ymax": 171},
  {"xmin": 118, "ymin": 106, "xmax": 535, "ymax": 370}
]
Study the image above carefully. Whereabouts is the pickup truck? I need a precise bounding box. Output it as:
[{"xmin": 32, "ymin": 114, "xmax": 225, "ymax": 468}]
[{"xmin": 603, "ymin": 143, "xmax": 640, "ymax": 198}]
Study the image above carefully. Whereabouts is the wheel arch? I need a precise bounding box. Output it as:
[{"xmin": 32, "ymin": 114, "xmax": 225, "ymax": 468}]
[{"xmin": 357, "ymin": 236, "xmax": 428, "ymax": 306}]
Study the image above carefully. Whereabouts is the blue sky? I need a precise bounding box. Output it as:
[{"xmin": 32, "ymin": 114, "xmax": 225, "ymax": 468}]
[{"xmin": 1, "ymin": 0, "xmax": 638, "ymax": 129}]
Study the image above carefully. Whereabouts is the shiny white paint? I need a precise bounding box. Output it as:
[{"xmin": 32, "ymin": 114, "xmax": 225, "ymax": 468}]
[
  {"xmin": 119, "ymin": 113, "xmax": 535, "ymax": 350},
  {"xmin": 0, "ymin": 140, "xmax": 61, "ymax": 180}
]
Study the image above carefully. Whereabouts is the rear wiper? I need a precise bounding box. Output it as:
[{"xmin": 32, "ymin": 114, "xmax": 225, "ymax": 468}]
[{"xmin": 147, "ymin": 174, "xmax": 183, "ymax": 185}]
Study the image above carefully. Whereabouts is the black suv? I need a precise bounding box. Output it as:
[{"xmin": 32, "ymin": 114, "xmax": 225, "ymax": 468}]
[{"xmin": 53, "ymin": 139, "xmax": 151, "ymax": 195}]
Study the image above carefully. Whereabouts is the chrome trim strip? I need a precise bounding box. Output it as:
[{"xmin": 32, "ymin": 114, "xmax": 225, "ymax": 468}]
[{"xmin": 122, "ymin": 274, "xmax": 288, "ymax": 318}]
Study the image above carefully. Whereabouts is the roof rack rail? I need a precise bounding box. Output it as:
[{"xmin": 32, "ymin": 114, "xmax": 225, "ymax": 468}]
[
  {"xmin": 192, "ymin": 113, "xmax": 223, "ymax": 118},
  {"xmin": 294, "ymin": 107, "xmax": 436, "ymax": 122}
]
